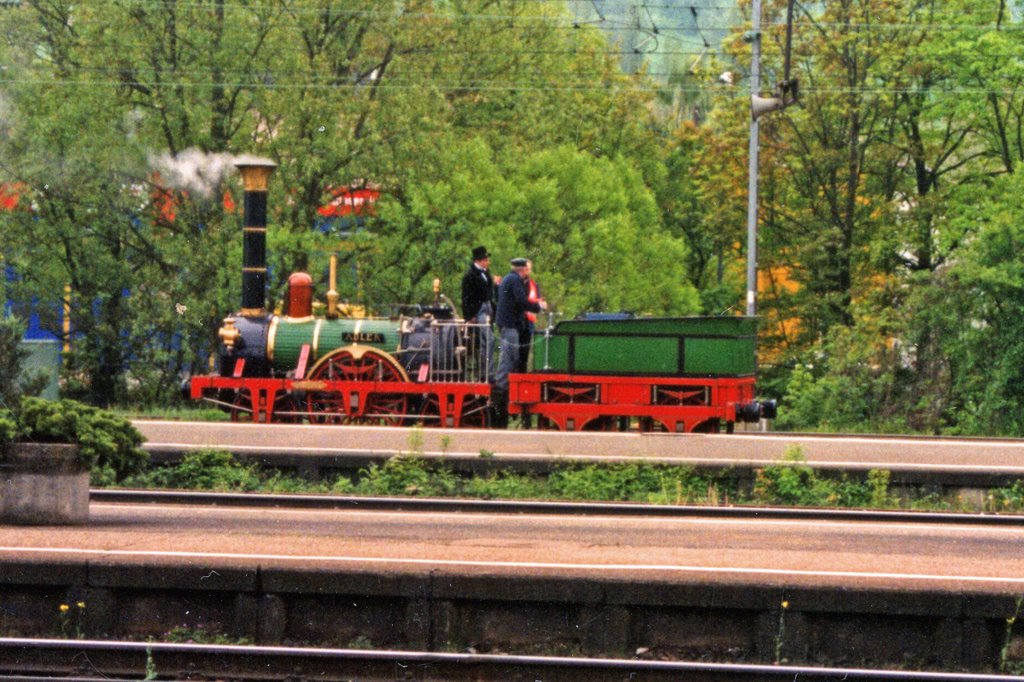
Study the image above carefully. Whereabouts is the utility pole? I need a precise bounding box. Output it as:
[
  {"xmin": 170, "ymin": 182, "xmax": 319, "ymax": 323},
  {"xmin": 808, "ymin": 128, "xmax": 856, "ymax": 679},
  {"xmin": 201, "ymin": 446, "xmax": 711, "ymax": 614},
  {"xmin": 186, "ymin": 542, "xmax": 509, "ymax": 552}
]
[
  {"xmin": 744, "ymin": 0, "xmax": 763, "ymax": 317},
  {"xmin": 745, "ymin": 0, "xmax": 798, "ymax": 317}
]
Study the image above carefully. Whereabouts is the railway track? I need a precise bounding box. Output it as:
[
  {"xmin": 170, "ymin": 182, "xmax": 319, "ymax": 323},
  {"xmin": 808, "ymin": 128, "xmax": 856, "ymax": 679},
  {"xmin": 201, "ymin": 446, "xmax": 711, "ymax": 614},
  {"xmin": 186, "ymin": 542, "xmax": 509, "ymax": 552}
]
[
  {"xmin": 92, "ymin": 488, "xmax": 1024, "ymax": 524},
  {"xmin": 3, "ymin": 638, "xmax": 1021, "ymax": 681}
]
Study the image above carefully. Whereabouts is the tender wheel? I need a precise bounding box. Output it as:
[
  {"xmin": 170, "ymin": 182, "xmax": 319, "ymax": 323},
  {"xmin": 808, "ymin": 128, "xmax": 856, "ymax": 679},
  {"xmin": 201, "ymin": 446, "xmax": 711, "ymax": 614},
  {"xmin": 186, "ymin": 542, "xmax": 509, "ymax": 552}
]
[
  {"xmin": 581, "ymin": 416, "xmax": 617, "ymax": 431},
  {"xmin": 691, "ymin": 419, "xmax": 720, "ymax": 433},
  {"xmin": 536, "ymin": 415, "xmax": 557, "ymax": 430},
  {"xmin": 638, "ymin": 417, "xmax": 669, "ymax": 433}
]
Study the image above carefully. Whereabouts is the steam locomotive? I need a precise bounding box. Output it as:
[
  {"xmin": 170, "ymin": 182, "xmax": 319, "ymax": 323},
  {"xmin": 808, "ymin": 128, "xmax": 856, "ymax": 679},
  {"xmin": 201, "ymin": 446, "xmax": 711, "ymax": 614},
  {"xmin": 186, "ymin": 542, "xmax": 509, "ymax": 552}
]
[{"xmin": 187, "ymin": 158, "xmax": 776, "ymax": 431}]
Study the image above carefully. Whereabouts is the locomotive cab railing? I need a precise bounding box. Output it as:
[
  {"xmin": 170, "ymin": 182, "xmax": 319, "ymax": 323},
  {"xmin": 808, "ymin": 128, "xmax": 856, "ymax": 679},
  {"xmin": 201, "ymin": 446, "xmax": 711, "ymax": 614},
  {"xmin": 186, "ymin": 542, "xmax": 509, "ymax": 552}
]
[{"xmin": 397, "ymin": 318, "xmax": 493, "ymax": 385}]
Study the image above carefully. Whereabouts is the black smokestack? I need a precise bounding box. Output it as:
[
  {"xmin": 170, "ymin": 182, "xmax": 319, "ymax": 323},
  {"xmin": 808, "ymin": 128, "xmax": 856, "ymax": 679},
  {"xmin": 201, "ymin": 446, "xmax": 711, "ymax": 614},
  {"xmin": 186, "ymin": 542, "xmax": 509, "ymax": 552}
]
[{"xmin": 234, "ymin": 157, "xmax": 276, "ymax": 316}]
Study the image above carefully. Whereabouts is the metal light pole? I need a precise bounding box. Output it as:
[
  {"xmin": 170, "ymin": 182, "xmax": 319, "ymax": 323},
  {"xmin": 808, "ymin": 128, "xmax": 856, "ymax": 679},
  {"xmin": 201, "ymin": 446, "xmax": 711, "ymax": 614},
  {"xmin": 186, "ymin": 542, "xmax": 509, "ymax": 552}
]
[
  {"xmin": 745, "ymin": 0, "xmax": 797, "ymax": 317},
  {"xmin": 745, "ymin": 0, "xmax": 763, "ymax": 317}
]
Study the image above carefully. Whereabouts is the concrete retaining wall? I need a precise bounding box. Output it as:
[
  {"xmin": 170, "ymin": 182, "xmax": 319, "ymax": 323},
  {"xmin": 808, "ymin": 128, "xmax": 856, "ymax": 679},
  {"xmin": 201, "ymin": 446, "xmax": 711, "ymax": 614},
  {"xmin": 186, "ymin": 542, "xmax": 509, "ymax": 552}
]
[
  {"xmin": 0, "ymin": 444, "xmax": 88, "ymax": 525},
  {"xmin": 0, "ymin": 559, "xmax": 1020, "ymax": 672}
]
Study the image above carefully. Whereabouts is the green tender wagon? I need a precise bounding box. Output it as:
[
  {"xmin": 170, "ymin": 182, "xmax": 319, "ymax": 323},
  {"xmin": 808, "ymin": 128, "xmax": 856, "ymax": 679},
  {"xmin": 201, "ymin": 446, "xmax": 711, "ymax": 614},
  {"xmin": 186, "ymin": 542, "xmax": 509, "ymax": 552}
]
[{"xmin": 537, "ymin": 316, "xmax": 757, "ymax": 377}]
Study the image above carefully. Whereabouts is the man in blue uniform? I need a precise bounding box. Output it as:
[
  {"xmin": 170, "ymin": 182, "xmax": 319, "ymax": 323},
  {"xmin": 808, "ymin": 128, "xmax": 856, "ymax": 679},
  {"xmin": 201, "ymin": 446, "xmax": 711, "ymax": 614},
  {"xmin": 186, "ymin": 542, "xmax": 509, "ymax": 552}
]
[{"xmin": 492, "ymin": 257, "xmax": 545, "ymax": 427}]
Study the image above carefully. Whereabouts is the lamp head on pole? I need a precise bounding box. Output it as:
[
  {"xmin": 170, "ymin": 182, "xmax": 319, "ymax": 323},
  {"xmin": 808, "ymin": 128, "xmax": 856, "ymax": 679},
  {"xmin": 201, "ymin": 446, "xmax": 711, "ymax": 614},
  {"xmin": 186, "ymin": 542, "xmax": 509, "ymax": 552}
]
[
  {"xmin": 234, "ymin": 156, "xmax": 277, "ymax": 192},
  {"xmin": 751, "ymin": 79, "xmax": 800, "ymax": 121}
]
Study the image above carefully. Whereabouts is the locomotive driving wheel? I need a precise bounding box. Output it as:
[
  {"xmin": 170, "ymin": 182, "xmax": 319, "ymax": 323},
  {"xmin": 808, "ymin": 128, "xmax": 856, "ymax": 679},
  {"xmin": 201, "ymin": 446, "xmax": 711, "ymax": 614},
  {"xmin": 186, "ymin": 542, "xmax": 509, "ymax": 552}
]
[
  {"xmin": 229, "ymin": 389, "xmax": 253, "ymax": 422},
  {"xmin": 229, "ymin": 389, "xmax": 301, "ymax": 423},
  {"xmin": 414, "ymin": 394, "xmax": 442, "ymax": 426},
  {"xmin": 413, "ymin": 392, "xmax": 490, "ymax": 428},
  {"xmin": 459, "ymin": 394, "xmax": 491, "ymax": 428},
  {"xmin": 304, "ymin": 346, "xmax": 410, "ymax": 426}
]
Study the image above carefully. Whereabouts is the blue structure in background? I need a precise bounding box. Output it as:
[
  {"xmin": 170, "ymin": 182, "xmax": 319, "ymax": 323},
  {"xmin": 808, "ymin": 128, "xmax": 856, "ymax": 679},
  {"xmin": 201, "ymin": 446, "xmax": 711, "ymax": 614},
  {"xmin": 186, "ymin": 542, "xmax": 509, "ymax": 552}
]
[
  {"xmin": 4, "ymin": 265, "xmax": 61, "ymax": 399},
  {"xmin": 4, "ymin": 264, "xmax": 61, "ymax": 340},
  {"xmin": 19, "ymin": 306, "xmax": 60, "ymax": 342}
]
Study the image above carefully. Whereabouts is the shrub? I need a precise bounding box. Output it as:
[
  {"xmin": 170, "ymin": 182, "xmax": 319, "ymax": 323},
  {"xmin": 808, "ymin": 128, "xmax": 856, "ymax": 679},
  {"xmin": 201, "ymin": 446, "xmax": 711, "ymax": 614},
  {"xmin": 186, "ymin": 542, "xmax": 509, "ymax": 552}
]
[
  {"xmin": 752, "ymin": 449, "xmax": 836, "ymax": 506},
  {"xmin": 4, "ymin": 396, "xmax": 147, "ymax": 485},
  {"xmin": 989, "ymin": 480, "xmax": 1024, "ymax": 512},
  {"xmin": 548, "ymin": 462, "xmax": 713, "ymax": 503},
  {"xmin": 355, "ymin": 456, "xmax": 459, "ymax": 497},
  {"xmin": 130, "ymin": 449, "xmax": 260, "ymax": 491},
  {"xmin": 751, "ymin": 447, "xmax": 893, "ymax": 508},
  {"xmin": 463, "ymin": 470, "xmax": 548, "ymax": 500},
  {"xmin": 0, "ymin": 410, "xmax": 17, "ymax": 443}
]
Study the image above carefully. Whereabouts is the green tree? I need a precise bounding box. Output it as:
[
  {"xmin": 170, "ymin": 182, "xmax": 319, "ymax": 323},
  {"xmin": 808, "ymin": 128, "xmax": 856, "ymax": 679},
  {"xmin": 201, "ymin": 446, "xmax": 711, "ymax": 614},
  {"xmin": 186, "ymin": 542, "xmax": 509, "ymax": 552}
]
[
  {"xmin": 912, "ymin": 171, "xmax": 1024, "ymax": 435},
  {"xmin": 364, "ymin": 139, "xmax": 699, "ymax": 317},
  {"xmin": 0, "ymin": 1, "xmax": 257, "ymax": 404},
  {"xmin": 0, "ymin": 0, "xmax": 688, "ymax": 407},
  {"xmin": 660, "ymin": 117, "xmax": 749, "ymax": 315},
  {"xmin": 732, "ymin": 0, "xmax": 1024, "ymax": 433}
]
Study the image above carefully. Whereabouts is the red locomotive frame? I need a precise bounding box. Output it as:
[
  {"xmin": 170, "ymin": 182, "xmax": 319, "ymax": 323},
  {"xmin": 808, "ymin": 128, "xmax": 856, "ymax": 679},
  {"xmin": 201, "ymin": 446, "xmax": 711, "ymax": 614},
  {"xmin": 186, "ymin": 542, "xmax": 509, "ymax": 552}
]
[
  {"xmin": 509, "ymin": 372, "xmax": 756, "ymax": 433},
  {"xmin": 192, "ymin": 370, "xmax": 756, "ymax": 432},
  {"xmin": 190, "ymin": 373, "xmax": 491, "ymax": 428}
]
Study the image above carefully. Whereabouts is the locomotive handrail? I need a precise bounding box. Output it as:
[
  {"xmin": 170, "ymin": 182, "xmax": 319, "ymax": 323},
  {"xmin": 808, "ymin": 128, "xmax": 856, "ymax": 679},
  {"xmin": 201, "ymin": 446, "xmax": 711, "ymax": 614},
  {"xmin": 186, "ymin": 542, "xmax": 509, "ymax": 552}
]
[
  {"xmin": 415, "ymin": 318, "xmax": 492, "ymax": 385},
  {"xmin": 541, "ymin": 311, "xmax": 563, "ymax": 370}
]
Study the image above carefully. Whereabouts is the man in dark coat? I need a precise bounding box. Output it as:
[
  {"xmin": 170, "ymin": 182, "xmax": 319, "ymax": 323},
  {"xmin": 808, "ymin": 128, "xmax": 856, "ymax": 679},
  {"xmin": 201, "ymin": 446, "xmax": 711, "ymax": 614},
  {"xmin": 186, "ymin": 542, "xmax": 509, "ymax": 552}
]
[
  {"xmin": 492, "ymin": 257, "xmax": 545, "ymax": 427},
  {"xmin": 460, "ymin": 246, "xmax": 497, "ymax": 382}
]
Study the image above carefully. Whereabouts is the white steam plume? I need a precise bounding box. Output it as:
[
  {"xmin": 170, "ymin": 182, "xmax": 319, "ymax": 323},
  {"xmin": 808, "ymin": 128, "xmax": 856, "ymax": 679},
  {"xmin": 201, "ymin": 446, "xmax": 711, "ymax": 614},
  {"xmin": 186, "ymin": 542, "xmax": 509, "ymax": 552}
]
[{"xmin": 150, "ymin": 148, "xmax": 236, "ymax": 198}]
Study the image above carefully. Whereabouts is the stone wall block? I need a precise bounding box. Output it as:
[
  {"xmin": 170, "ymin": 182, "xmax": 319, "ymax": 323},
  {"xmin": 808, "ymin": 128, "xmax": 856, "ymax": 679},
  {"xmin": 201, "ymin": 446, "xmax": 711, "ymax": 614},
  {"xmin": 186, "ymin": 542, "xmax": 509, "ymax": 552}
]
[{"xmin": 1, "ymin": 444, "xmax": 88, "ymax": 525}]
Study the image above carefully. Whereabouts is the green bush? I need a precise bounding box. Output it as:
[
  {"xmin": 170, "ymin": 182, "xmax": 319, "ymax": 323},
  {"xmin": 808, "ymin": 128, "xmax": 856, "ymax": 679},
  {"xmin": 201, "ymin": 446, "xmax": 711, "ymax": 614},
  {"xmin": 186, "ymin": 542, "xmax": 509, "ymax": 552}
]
[
  {"xmin": 865, "ymin": 469, "xmax": 899, "ymax": 508},
  {"xmin": 989, "ymin": 480, "xmax": 1024, "ymax": 512},
  {"xmin": 0, "ymin": 315, "xmax": 48, "ymax": 406},
  {"xmin": 355, "ymin": 456, "xmax": 459, "ymax": 497},
  {"xmin": 5, "ymin": 396, "xmax": 147, "ymax": 485},
  {"xmin": 463, "ymin": 471, "xmax": 548, "ymax": 500},
  {"xmin": 548, "ymin": 462, "xmax": 715, "ymax": 503},
  {"xmin": 125, "ymin": 450, "xmax": 336, "ymax": 493},
  {"xmin": 0, "ymin": 410, "xmax": 17, "ymax": 443},
  {"xmin": 129, "ymin": 449, "xmax": 261, "ymax": 491},
  {"xmin": 775, "ymin": 323, "xmax": 910, "ymax": 434},
  {"xmin": 549, "ymin": 462, "xmax": 656, "ymax": 501},
  {"xmin": 751, "ymin": 447, "xmax": 895, "ymax": 508},
  {"xmin": 0, "ymin": 316, "xmax": 29, "ymax": 407}
]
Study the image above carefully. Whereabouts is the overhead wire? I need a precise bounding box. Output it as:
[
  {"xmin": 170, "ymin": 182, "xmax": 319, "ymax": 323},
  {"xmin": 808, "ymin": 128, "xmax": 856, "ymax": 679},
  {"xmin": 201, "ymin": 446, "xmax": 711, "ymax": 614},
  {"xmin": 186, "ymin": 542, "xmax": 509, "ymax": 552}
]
[
  {"xmin": 2, "ymin": 72, "xmax": 1022, "ymax": 97},
  {"xmin": 0, "ymin": 0, "xmax": 1020, "ymax": 97},
  {"xmin": 89, "ymin": 0, "xmax": 1018, "ymax": 16},
  {"xmin": 12, "ymin": 9, "xmax": 1014, "ymax": 32}
]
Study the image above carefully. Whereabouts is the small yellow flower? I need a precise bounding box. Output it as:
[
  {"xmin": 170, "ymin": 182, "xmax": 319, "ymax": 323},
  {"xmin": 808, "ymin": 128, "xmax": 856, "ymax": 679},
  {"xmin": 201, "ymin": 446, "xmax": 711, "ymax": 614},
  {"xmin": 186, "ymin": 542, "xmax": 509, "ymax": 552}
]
[
  {"xmin": 59, "ymin": 604, "xmax": 70, "ymax": 613},
  {"xmin": 781, "ymin": 601, "xmax": 789, "ymax": 609},
  {"xmin": 76, "ymin": 602, "xmax": 86, "ymax": 609}
]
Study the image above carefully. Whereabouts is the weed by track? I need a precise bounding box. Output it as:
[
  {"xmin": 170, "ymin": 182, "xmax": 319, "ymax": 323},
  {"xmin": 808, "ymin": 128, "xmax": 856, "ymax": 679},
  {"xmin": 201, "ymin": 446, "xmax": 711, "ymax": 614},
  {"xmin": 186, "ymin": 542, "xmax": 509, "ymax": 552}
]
[{"xmin": 118, "ymin": 445, "xmax": 1024, "ymax": 514}]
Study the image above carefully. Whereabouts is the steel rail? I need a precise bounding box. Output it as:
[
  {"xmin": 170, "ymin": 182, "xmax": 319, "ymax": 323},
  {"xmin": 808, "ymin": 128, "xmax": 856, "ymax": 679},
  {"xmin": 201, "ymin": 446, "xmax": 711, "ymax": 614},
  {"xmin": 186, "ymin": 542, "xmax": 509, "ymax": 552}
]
[
  {"xmin": 651, "ymin": 430, "xmax": 1024, "ymax": 444},
  {"xmin": 91, "ymin": 488, "xmax": 1024, "ymax": 525},
  {"xmin": 133, "ymin": 417, "xmax": 1024, "ymax": 444},
  {"xmin": 2, "ymin": 638, "xmax": 1020, "ymax": 682}
]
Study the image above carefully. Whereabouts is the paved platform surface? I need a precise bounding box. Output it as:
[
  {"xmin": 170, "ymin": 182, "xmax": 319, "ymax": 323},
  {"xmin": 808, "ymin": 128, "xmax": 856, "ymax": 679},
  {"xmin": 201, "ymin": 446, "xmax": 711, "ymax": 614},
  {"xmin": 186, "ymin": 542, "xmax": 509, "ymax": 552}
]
[
  {"xmin": 5, "ymin": 504, "xmax": 1022, "ymax": 670},
  {"xmin": 3, "ymin": 502, "xmax": 1024, "ymax": 596},
  {"xmin": 135, "ymin": 421, "xmax": 1024, "ymax": 475}
]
